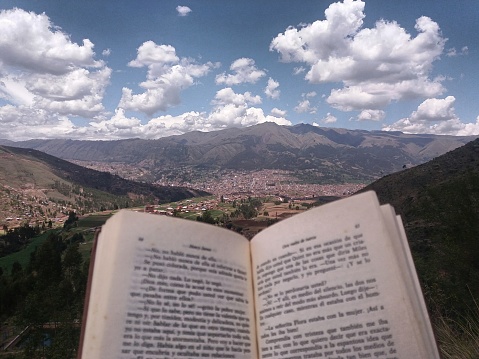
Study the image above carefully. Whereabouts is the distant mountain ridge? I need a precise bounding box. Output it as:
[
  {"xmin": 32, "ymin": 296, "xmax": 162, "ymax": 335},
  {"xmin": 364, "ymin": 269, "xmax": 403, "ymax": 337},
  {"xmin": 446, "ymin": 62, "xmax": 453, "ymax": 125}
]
[
  {"xmin": 2, "ymin": 123, "xmax": 476, "ymax": 182},
  {"xmin": 0, "ymin": 145, "xmax": 208, "ymax": 215}
]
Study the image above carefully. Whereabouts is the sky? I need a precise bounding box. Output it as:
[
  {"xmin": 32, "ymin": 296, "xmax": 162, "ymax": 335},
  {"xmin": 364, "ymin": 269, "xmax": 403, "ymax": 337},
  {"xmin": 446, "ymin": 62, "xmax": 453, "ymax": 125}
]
[{"xmin": 0, "ymin": 0, "xmax": 478, "ymax": 140}]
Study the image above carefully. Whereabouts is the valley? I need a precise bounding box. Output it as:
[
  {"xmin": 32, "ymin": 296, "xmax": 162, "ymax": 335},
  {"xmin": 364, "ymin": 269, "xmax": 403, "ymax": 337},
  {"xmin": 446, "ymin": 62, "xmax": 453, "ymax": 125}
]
[{"xmin": 1, "ymin": 128, "xmax": 479, "ymax": 358}]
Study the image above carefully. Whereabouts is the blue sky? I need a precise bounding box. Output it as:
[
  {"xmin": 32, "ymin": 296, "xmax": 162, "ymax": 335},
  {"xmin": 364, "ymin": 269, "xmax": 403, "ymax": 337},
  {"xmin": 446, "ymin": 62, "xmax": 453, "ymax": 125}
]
[{"xmin": 0, "ymin": 0, "xmax": 478, "ymax": 140}]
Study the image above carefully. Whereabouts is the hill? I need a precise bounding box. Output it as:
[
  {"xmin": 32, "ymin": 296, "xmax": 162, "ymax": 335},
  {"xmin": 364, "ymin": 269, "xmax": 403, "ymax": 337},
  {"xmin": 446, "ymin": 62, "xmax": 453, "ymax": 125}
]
[
  {"xmin": 0, "ymin": 145, "xmax": 208, "ymax": 226},
  {"xmin": 363, "ymin": 138, "xmax": 479, "ymax": 317},
  {"xmin": 2, "ymin": 123, "xmax": 476, "ymax": 183}
]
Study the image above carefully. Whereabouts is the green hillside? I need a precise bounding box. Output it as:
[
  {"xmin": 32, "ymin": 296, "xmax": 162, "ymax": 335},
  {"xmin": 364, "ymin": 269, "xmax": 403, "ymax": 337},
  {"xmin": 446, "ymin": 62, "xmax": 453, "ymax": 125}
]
[{"xmin": 364, "ymin": 138, "xmax": 479, "ymax": 317}]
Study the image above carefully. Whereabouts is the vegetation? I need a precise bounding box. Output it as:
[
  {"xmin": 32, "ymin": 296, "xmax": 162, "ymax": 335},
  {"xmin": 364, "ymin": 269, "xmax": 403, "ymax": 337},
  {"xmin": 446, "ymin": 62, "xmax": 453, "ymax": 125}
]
[
  {"xmin": 0, "ymin": 145, "xmax": 210, "ymax": 221},
  {"xmin": 365, "ymin": 138, "xmax": 479, "ymax": 357},
  {"xmin": 231, "ymin": 197, "xmax": 263, "ymax": 219},
  {"xmin": 0, "ymin": 224, "xmax": 40, "ymax": 257},
  {"xmin": 0, "ymin": 212, "xmax": 109, "ymax": 357},
  {"xmin": 435, "ymin": 298, "xmax": 479, "ymax": 359},
  {"xmin": 2, "ymin": 138, "xmax": 479, "ymax": 357},
  {"xmin": 1, "ymin": 237, "xmax": 88, "ymax": 357}
]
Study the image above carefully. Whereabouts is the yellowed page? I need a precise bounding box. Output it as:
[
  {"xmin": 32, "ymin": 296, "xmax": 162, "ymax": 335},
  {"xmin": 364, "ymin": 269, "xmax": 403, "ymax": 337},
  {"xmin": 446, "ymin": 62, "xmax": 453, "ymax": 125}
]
[
  {"xmin": 251, "ymin": 191, "xmax": 438, "ymax": 359},
  {"xmin": 382, "ymin": 208, "xmax": 439, "ymax": 357},
  {"xmin": 80, "ymin": 210, "xmax": 257, "ymax": 359}
]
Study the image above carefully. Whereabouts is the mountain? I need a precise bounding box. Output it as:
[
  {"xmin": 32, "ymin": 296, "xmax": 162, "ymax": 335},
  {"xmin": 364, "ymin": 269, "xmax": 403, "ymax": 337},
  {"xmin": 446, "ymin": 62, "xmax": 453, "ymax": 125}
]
[
  {"xmin": 0, "ymin": 145, "xmax": 208, "ymax": 223},
  {"xmin": 4, "ymin": 123, "xmax": 477, "ymax": 182},
  {"xmin": 362, "ymin": 138, "xmax": 479, "ymax": 317}
]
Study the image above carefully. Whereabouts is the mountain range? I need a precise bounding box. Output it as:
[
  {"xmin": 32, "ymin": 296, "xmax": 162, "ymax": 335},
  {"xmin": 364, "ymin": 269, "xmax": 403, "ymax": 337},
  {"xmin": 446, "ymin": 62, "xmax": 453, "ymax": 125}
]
[
  {"xmin": 1, "ymin": 123, "xmax": 476, "ymax": 183},
  {"xmin": 0, "ymin": 145, "xmax": 208, "ymax": 222},
  {"xmin": 1, "ymin": 125, "xmax": 478, "ymax": 322}
]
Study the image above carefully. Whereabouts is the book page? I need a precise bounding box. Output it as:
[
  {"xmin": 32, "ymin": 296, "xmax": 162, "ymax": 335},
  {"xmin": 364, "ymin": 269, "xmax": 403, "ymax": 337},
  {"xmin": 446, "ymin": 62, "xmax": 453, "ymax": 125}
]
[
  {"xmin": 251, "ymin": 191, "xmax": 438, "ymax": 359},
  {"xmin": 382, "ymin": 208, "xmax": 439, "ymax": 357},
  {"xmin": 80, "ymin": 210, "xmax": 257, "ymax": 359}
]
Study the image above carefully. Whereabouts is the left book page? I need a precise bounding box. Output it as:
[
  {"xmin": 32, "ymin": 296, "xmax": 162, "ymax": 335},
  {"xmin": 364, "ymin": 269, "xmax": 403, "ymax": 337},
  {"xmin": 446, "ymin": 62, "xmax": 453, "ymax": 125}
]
[{"xmin": 79, "ymin": 210, "xmax": 257, "ymax": 359}]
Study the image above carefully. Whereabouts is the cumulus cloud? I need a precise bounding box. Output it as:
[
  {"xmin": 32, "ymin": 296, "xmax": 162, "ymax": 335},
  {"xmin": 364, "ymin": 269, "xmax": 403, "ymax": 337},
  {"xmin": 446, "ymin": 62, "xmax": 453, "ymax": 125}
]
[
  {"xmin": 322, "ymin": 113, "xmax": 338, "ymax": 124},
  {"xmin": 384, "ymin": 96, "xmax": 479, "ymax": 135},
  {"xmin": 212, "ymin": 87, "xmax": 262, "ymax": 106},
  {"xmin": 176, "ymin": 6, "xmax": 192, "ymax": 17},
  {"xmin": 0, "ymin": 8, "xmax": 110, "ymax": 131},
  {"xmin": 89, "ymin": 108, "xmax": 142, "ymax": 138},
  {"xmin": 0, "ymin": 104, "xmax": 84, "ymax": 140},
  {"xmin": 295, "ymin": 92, "xmax": 317, "ymax": 114},
  {"xmin": 208, "ymin": 87, "xmax": 290, "ymax": 128},
  {"xmin": 295, "ymin": 100, "xmax": 316, "ymax": 114},
  {"xmin": 447, "ymin": 46, "xmax": 468, "ymax": 57},
  {"xmin": 271, "ymin": 108, "xmax": 287, "ymax": 117},
  {"xmin": 119, "ymin": 41, "xmax": 216, "ymax": 115},
  {"xmin": 264, "ymin": 78, "xmax": 280, "ymax": 99},
  {"xmin": 3, "ymin": 88, "xmax": 289, "ymax": 140},
  {"xmin": 0, "ymin": 9, "xmax": 289, "ymax": 140},
  {"xmin": 29, "ymin": 87, "xmax": 289, "ymax": 140},
  {"xmin": 0, "ymin": 8, "xmax": 103, "ymax": 74},
  {"xmin": 215, "ymin": 58, "xmax": 266, "ymax": 86},
  {"xmin": 356, "ymin": 109, "xmax": 385, "ymax": 121},
  {"xmin": 270, "ymin": 0, "xmax": 446, "ymax": 112}
]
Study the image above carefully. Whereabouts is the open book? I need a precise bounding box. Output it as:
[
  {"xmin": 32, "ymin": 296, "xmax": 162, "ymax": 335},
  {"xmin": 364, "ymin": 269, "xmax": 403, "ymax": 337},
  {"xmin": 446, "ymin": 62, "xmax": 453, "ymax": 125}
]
[{"xmin": 78, "ymin": 191, "xmax": 439, "ymax": 358}]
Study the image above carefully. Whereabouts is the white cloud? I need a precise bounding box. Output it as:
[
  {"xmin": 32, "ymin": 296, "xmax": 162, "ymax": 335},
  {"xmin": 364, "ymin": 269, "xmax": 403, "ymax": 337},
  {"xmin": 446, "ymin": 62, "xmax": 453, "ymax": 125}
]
[
  {"xmin": 215, "ymin": 58, "xmax": 266, "ymax": 86},
  {"xmin": 0, "ymin": 104, "xmax": 83, "ymax": 140},
  {"xmin": 119, "ymin": 41, "xmax": 216, "ymax": 115},
  {"xmin": 102, "ymin": 49, "xmax": 111, "ymax": 57},
  {"xmin": 0, "ymin": 9, "xmax": 287, "ymax": 141},
  {"xmin": 447, "ymin": 46, "xmax": 468, "ymax": 57},
  {"xmin": 293, "ymin": 67, "xmax": 306, "ymax": 75},
  {"xmin": 69, "ymin": 88, "xmax": 290, "ymax": 140},
  {"xmin": 0, "ymin": 76, "xmax": 35, "ymax": 106},
  {"xmin": 271, "ymin": 108, "xmax": 287, "ymax": 117},
  {"xmin": 264, "ymin": 78, "xmax": 280, "ymax": 99},
  {"xmin": 384, "ymin": 96, "xmax": 479, "ymax": 135},
  {"xmin": 356, "ymin": 109, "xmax": 385, "ymax": 121},
  {"xmin": 127, "ymin": 42, "xmax": 179, "ymax": 68},
  {"xmin": 0, "ymin": 8, "xmax": 110, "ymax": 130},
  {"xmin": 212, "ymin": 87, "xmax": 262, "ymax": 106},
  {"xmin": 176, "ymin": 6, "xmax": 192, "ymax": 17},
  {"xmin": 295, "ymin": 99, "xmax": 316, "ymax": 114},
  {"xmin": 0, "ymin": 8, "xmax": 103, "ymax": 74},
  {"xmin": 28, "ymin": 67, "xmax": 112, "ymax": 118},
  {"xmin": 208, "ymin": 87, "xmax": 289, "ymax": 128},
  {"xmin": 89, "ymin": 108, "xmax": 142, "ymax": 137},
  {"xmin": 411, "ymin": 96, "xmax": 457, "ymax": 122},
  {"xmin": 295, "ymin": 92, "xmax": 318, "ymax": 114},
  {"xmin": 322, "ymin": 113, "xmax": 338, "ymax": 124},
  {"xmin": 270, "ymin": 0, "xmax": 446, "ymax": 112}
]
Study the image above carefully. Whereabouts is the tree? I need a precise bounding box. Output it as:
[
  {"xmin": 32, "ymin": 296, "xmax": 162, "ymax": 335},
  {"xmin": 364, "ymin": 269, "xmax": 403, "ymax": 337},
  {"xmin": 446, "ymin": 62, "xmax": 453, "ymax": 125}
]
[
  {"xmin": 11, "ymin": 261, "xmax": 23, "ymax": 277},
  {"xmin": 63, "ymin": 211, "xmax": 78, "ymax": 229},
  {"xmin": 197, "ymin": 210, "xmax": 216, "ymax": 224}
]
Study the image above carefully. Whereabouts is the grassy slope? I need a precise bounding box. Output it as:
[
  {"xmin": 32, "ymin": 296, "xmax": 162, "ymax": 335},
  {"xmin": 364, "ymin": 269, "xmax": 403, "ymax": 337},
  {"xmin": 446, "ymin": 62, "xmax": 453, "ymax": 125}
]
[
  {"xmin": 0, "ymin": 231, "xmax": 52, "ymax": 273},
  {"xmin": 363, "ymin": 138, "xmax": 479, "ymax": 316},
  {"xmin": 0, "ymin": 214, "xmax": 113, "ymax": 273}
]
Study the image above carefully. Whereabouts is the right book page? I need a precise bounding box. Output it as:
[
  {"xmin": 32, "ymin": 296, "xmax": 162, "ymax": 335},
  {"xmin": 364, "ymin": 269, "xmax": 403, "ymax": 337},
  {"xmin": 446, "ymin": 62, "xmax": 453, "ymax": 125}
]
[{"xmin": 250, "ymin": 191, "xmax": 439, "ymax": 359}]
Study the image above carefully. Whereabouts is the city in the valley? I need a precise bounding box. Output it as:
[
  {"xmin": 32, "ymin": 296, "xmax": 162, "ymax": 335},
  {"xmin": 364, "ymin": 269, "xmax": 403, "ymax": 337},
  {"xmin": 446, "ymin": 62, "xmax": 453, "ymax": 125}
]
[{"xmin": 0, "ymin": 165, "xmax": 365, "ymax": 233}]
